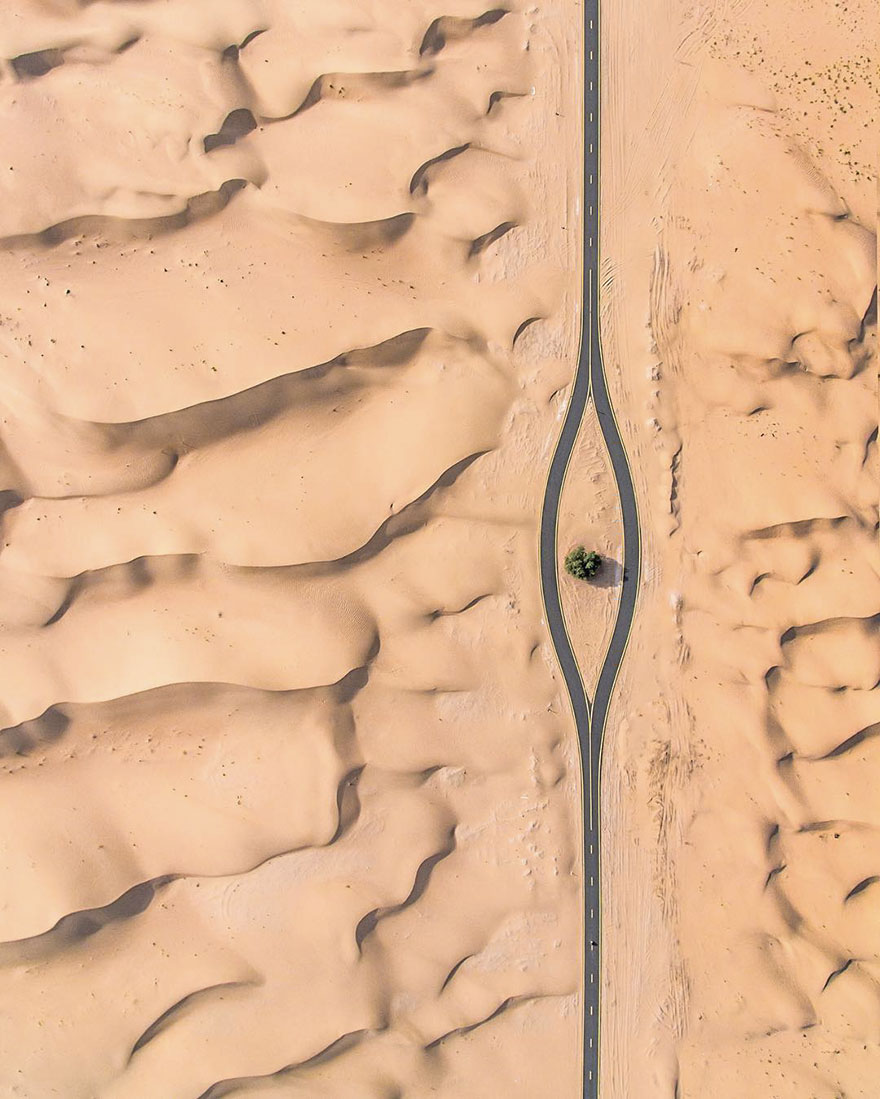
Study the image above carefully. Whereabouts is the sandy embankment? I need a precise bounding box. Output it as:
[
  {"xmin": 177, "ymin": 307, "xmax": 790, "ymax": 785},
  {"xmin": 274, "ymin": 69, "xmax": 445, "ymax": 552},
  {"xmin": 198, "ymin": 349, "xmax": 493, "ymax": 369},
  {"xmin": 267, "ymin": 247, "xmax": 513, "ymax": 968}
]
[
  {"xmin": 0, "ymin": 3, "xmax": 586, "ymax": 1096},
  {"xmin": 597, "ymin": 0, "xmax": 878, "ymax": 1094}
]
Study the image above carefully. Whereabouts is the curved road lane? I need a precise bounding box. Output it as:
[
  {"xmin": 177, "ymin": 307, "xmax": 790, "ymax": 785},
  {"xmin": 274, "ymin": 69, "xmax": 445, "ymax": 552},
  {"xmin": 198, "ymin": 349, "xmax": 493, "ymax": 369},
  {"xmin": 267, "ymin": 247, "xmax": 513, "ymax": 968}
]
[{"xmin": 538, "ymin": 3, "xmax": 641, "ymax": 1095}]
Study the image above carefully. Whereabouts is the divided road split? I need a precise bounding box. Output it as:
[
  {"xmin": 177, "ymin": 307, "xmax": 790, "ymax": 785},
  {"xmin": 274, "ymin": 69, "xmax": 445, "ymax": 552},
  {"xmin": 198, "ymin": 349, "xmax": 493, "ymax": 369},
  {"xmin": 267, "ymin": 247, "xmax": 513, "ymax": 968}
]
[{"xmin": 538, "ymin": 3, "xmax": 641, "ymax": 1095}]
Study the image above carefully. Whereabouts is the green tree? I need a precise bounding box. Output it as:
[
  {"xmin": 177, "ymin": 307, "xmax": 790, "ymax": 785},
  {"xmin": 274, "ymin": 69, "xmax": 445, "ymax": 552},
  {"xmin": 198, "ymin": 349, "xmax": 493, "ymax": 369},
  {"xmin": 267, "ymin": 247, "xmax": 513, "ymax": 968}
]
[{"xmin": 564, "ymin": 546, "xmax": 602, "ymax": 581}]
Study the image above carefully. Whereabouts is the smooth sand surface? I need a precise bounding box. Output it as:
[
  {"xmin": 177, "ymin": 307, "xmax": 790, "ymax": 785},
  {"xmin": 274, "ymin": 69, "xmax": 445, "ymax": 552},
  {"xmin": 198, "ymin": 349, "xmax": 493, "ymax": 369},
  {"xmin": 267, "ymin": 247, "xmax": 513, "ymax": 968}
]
[
  {"xmin": 0, "ymin": 3, "xmax": 586, "ymax": 1096},
  {"xmin": 595, "ymin": 0, "xmax": 878, "ymax": 1094}
]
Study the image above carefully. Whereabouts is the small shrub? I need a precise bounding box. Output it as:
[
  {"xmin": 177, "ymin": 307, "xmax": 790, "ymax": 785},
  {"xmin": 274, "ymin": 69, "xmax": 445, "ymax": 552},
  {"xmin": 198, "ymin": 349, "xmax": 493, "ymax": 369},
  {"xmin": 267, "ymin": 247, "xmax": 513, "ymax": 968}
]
[{"xmin": 564, "ymin": 546, "xmax": 601, "ymax": 581}]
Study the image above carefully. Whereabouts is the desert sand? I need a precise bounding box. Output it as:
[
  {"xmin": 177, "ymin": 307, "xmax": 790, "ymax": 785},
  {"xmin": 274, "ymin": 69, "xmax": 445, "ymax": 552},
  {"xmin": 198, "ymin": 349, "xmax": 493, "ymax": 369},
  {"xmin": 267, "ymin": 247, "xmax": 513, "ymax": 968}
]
[
  {"xmin": 596, "ymin": 0, "xmax": 878, "ymax": 1095},
  {"xmin": 4, "ymin": 0, "xmax": 874, "ymax": 1094},
  {"xmin": 0, "ymin": 2, "xmax": 588, "ymax": 1096}
]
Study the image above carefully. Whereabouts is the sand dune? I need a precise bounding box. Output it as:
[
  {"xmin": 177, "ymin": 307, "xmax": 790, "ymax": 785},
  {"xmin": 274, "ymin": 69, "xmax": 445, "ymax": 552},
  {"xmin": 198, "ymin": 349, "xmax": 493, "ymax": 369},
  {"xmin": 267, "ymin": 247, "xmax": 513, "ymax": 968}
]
[
  {"xmin": 2, "ymin": 333, "xmax": 514, "ymax": 573},
  {"xmin": 0, "ymin": 0, "xmax": 583, "ymax": 1095},
  {"xmin": 598, "ymin": 0, "xmax": 877, "ymax": 1093}
]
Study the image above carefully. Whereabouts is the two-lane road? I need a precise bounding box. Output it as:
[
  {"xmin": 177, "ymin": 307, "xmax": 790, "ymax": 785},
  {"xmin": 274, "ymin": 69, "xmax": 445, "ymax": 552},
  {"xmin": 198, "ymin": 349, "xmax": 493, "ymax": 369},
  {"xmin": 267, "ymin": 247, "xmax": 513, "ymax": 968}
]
[{"xmin": 539, "ymin": 2, "xmax": 641, "ymax": 1095}]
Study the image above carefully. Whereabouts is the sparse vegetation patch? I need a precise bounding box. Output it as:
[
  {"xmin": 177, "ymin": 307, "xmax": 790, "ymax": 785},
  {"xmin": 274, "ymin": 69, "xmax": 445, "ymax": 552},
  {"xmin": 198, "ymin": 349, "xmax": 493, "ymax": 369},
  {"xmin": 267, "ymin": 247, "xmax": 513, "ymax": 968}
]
[{"xmin": 564, "ymin": 546, "xmax": 602, "ymax": 581}]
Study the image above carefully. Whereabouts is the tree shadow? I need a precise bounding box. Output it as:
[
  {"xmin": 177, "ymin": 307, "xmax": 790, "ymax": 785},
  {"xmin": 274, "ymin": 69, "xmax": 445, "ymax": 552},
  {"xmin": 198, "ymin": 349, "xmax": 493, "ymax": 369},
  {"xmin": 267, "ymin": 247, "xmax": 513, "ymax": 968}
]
[{"xmin": 586, "ymin": 554, "xmax": 623, "ymax": 591}]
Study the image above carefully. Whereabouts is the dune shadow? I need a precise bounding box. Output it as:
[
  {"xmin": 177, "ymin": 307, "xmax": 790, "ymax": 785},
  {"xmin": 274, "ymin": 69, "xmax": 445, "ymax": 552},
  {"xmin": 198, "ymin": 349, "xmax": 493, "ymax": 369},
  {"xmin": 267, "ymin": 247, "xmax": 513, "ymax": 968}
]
[{"xmin": 11, "ymin": 49, "xmax": 64, "ymax": 79}]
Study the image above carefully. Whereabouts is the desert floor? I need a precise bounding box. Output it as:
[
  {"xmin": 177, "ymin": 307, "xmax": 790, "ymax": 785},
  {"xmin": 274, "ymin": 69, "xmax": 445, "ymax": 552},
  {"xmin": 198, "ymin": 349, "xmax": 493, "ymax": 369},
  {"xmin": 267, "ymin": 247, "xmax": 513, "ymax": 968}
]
[
  {"xmin": 2, "ymin": 0, "xmax": 876, "ymax": 1096},
  {"xmin": 596, "ymin": 0, "xmax": 878, "ymax": 1095},
  {"xmin": 0, "ymin": 2, "xmax": 587, "ymax": 1096}
]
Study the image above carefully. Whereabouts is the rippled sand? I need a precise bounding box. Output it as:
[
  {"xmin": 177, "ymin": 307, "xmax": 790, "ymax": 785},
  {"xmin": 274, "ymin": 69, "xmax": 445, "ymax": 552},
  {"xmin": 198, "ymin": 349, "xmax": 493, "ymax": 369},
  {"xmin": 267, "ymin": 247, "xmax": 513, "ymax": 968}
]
[{"xmin": 0, "ymin": 3, "xmax": 585, "ymax": 1095}]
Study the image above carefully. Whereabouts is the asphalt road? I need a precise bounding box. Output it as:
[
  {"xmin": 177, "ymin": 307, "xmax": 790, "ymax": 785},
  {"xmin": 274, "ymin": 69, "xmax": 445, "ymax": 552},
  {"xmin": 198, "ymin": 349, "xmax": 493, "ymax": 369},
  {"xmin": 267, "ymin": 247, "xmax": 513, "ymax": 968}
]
[{"xmin": 538, "ymin": 4, "xmax": 641, "ymax": 1095}]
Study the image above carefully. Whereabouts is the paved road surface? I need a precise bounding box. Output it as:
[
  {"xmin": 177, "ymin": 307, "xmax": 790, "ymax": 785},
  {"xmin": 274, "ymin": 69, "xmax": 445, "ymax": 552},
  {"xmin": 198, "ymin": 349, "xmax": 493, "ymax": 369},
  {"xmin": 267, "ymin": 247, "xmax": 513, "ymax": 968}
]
[{"xmin": 538, "ymin": 3, "xmax": 641, "ymax": 1094}]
